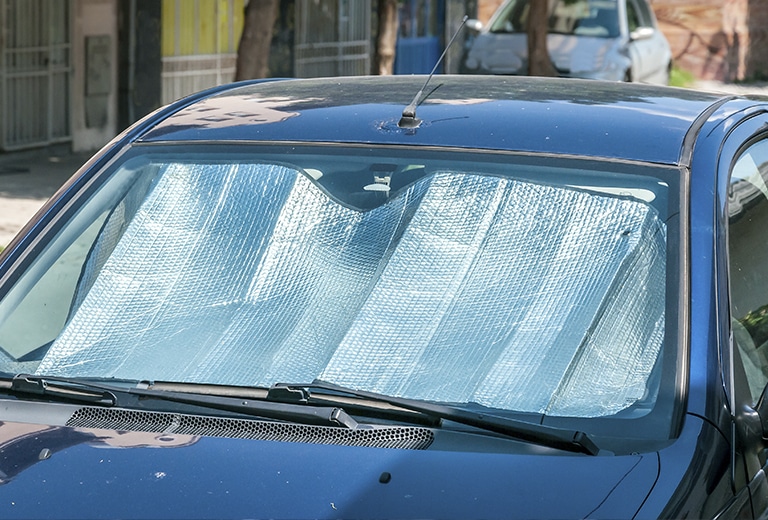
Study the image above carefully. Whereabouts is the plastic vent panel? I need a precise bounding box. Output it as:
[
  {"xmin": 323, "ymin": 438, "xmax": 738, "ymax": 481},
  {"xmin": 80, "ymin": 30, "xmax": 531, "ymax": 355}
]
[{"xmin": 65, "ymin": 406, "xmax": 434, "ymax": 450}]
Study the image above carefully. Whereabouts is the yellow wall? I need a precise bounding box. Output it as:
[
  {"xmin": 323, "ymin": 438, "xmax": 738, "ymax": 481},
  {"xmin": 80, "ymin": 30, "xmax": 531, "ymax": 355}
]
[{"xmin": 161, "ymin": 0, "xmax": 245, "ymax": 57}]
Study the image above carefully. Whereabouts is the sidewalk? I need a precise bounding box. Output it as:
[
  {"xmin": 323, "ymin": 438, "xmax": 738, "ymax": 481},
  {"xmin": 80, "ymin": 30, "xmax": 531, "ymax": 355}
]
[
  {"xmin": 694, "ymin": 80, "xmax": 768, "ymax": 96},
  {"xmin": 0, "ymin": 145, "xmax": 92, "ymax": 247}
]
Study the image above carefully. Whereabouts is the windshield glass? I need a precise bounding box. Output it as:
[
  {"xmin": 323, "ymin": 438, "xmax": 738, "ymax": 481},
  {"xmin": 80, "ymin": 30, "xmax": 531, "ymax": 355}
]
[
  {"xmin": 490, "ymin": 0, "xmax": 621, "ymax": 37},
  {"xmin": 0, "ymin": 144, "xmax": 678, "ymax": 423}
]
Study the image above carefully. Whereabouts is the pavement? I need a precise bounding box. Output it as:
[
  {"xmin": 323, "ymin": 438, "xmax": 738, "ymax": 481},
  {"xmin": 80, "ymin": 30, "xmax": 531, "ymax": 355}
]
[
  {"xmin": 695, "ymin": 80, "xmax": 768, "ymax": 96},
  {"xmin": 1, "ymin": 80, "xmax": 768, "ymax": 248},
  {"xmin": 0, "ymin": 145, "xmax": 93, "ymax": 247}
]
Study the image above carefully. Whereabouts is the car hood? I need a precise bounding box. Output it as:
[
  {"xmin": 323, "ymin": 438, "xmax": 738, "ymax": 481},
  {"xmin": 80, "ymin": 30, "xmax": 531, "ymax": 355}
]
[
  {"xmin": 0, "ymin": 416, "xmax": 659, "ymax": 519},
  {"xmin": 466, "ymin": 33, "xmax": 618, "ymax": 75}
]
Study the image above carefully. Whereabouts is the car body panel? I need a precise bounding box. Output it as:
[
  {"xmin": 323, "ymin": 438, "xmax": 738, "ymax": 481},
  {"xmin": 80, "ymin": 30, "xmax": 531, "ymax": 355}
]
[
  {"xmin": 0, "ymin": 405, "xmax": 660, "ymax": 519},
  {"xmin": 627, "ymin": 27, "xmax": 670, "ymax": 84},
  {"xmin": 1, "ymin": 76, "xmax": 768, "ymax": 518},
  {"xmin": 650, "ymin": 414, "xmax": 748, "ymax": 518},
  {"xmin": 137, "ymin": 76, "xmax": 725, "ymax": 166}
]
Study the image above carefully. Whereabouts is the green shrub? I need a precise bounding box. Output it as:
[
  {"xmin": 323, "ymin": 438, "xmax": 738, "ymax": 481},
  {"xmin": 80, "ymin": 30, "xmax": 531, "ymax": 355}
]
[{"xmin": 669, "ymin": 66, "xmax": 696, "ymax": 88}]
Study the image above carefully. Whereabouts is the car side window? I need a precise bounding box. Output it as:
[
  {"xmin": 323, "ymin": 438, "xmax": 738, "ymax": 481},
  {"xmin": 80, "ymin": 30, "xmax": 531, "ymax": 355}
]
[
  {"xmin": 632, "ymin": 0, "xmax": 653, "ymax": 28},
  {"xmin": 626, "ymin": 0, "xmax": 641, "ymax": 32},
  {"xmin": 729, "ymin": 138, "xmax": 768, "ymax": 404}
]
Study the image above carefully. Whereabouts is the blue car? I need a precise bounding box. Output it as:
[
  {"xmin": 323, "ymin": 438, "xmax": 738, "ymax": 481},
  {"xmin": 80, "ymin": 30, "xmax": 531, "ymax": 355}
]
[{"xmin": 0, "ymin": 75, "xmax": 767, "ymax": 519}]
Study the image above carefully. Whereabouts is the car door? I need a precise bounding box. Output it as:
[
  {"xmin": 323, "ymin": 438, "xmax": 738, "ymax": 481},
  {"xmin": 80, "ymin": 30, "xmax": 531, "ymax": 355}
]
[
  {"xmin": 723, "ymin": 117, "xmax": 768, "ymax": 518},
  {"xmin": 625, "ymin": 0, "xmax": 666, "ymax": 82}
]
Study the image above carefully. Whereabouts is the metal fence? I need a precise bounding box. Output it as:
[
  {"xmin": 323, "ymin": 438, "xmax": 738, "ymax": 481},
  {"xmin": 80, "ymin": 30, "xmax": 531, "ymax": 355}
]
[
  {"xmin": 160, "ymin": 0, "xmax": 243, "ymax": 104},
  {"xmin": 0, "ymin": 0, "xmax": 71, "ymax": 151},
  {"xmin": 161, "ymin": 54, "xmax": 237, "ymax": 104},
  {"xmin": 295, "ymin": 0, "xmax": 371, "ymax": 78}
]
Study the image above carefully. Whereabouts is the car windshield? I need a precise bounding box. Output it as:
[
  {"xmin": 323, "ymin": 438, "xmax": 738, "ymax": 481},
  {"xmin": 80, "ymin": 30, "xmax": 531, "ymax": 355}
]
[
  {"xmin": 490, "ymin": 0, "xmax": 621, "ymax": 38},
  {"xmin": 0, "ymin": 144, "xmax": 678, "ymax": 423}
]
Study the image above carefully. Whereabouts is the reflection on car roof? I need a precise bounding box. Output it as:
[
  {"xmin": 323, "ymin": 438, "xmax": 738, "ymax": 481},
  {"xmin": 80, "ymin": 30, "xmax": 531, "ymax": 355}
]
[{"xmin": 140, "ymin": 75, "xmax": 732, "ymax": 166}]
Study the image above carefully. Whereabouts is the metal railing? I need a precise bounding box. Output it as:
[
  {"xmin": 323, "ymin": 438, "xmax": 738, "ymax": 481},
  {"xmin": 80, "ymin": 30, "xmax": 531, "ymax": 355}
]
[
  {"xmin": 161, "ymin": 53, "xmax": 237, "ymax": 104},
  {"xmin": 0, "ymin": 0, "xmax": 71, "ymax": 151}
]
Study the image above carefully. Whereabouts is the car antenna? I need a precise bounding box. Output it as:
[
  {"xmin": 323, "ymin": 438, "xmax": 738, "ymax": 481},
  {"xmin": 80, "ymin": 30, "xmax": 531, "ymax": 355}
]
[{"xmin": 398, "ymin": 15, "xmax": 469, "ymax": 129}]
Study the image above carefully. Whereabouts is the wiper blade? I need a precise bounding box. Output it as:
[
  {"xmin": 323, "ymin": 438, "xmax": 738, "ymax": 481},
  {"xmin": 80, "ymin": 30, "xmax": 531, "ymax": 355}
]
[
  {"xmin": 2, "ymin": 375, "xmax": 600, "ymax": 454},
  {"xmin": 1, "ymin": 375, "xmax": 358, "ymax": 429},
  {"xmin": 270, "ymin": 381, "xmax": 602, "ymax": 456}
]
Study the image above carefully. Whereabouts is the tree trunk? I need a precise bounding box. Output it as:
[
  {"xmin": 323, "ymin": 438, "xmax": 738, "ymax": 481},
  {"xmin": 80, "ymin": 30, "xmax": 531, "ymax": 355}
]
[
  {"xmin": 235, "ymin": 0, "xmax": 279, "ymax": 81},
  {"xmin": 374, "ymin": 0, "xmax": 399, "ymax": 75},
  {"xmin": 527, "ymin": 0, "xmax": 557, "ymax": 76}
]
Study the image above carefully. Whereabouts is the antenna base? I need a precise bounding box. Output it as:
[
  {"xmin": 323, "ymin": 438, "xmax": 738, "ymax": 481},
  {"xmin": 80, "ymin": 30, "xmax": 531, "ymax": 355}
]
[{"xmin": 398, "ymin": 115, "xmax": 422, "ymax": 129}]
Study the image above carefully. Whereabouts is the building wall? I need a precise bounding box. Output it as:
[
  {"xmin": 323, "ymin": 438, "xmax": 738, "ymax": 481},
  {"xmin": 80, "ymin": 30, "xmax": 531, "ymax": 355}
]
[
  {"xmin": 652, "ymin": 0, "xmax": 767, "ymax": 81},
  {"xmin": 652, "ymin": 0, "xmax": 737, "ymax": 80},
  {"xmin": 71, "ymin": 0, "xmax": 118, "ymax": 152}
]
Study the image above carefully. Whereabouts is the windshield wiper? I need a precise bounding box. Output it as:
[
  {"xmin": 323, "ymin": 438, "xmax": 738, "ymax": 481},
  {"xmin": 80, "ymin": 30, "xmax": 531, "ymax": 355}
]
[
  {"xmin": 267, "ymin": 381, "xmax": 602, "ymax": 456},
  {"xmin": 129, "ymin": 385, "xmax": 360, "ymax": 428},
  {"xmin": 0, "ymin": 374, "xmax": 358, "ymax": 429},
  {"xmin": 1, "ymin": 375, "xmax": 601, "ymax": 454},
  {"xmin": 143, "ymin": 380, "xmax": 440, "ymax": 427}
]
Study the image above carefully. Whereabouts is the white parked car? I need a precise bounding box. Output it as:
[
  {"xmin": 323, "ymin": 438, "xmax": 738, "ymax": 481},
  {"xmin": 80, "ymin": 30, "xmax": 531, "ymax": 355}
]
[{"xmin": 462, "ymin": 0, "xmax": 672, "ymax": 84}]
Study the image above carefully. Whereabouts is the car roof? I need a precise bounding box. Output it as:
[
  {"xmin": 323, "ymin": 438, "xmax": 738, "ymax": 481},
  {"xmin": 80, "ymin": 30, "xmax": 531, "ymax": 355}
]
[{"xmin": 139, "ymin": 75, "xmax": 736, "ymax": 166}]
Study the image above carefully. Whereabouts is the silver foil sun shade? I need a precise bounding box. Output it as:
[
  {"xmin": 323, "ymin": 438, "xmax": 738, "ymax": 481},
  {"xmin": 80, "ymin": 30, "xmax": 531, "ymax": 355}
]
[{"xmin": 38, "ymin": 161, "xmax": 666, "ymax": 417}]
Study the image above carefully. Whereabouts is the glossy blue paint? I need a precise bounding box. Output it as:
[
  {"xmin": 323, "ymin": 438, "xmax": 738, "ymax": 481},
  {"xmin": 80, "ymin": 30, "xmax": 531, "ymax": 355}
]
[
  {"xmin": 0, "ymin": 417, "xmax": 657, "ymax": 519},
  {"xmin": 2, "ymin": 75, "xmax": 768, "ymax": 519},
  {"xmin": 685, "ymin": 102, "xmax": 734, "ymax": 420},
  {"xmin": 139, "ymin": 76, "xmax": 727, "ymax": 165}
]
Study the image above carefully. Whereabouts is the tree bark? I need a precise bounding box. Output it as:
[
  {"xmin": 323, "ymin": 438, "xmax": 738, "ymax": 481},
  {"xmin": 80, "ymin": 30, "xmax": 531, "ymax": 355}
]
[
  {"xmin": 235, "ymin": 0, "xmax": 279, "ymax": 81},
  {"xmin": 374, "ymin": 0, "xmax": 399, "ymax": 75},
  {"xmin": 527, "ymin": 0, "xmax": 557, "ymax": 76}
]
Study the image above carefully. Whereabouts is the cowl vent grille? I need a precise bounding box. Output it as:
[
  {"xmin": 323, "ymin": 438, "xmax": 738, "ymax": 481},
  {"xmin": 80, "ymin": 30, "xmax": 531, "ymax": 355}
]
[{"xmin": 66, "ymin": 407, "xmax": 434, "ymax": 450}]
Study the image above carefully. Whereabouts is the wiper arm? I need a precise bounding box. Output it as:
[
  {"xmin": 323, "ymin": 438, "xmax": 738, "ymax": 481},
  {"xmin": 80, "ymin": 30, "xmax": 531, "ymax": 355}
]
[
  {"xmin": 1, "ymin": 375, "xmax": 358, "ymax": 429},
  {"xmin": 128, "ymin": 385, "xmax": 359, "ymax": 428},
  {"xmin": 144, "ymin": 380, "xmax": 440, "ymax": 427},
  {"xmin": 4, "ymin": 374, "xmax": 117, "ymax": 406},
  {"xmin": 270, "ymin": 381, "xmax": 602, "ymax": 456}
]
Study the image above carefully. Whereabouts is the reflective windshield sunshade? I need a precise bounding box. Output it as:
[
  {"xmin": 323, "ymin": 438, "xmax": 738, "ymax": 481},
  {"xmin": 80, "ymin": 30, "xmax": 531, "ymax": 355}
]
[
  {"xmin": 319, "ymin": 173, "xmax": 666, "ymax": 417},
  {"xmin": 37, "ymin": 160, "xmax": 666, "ymax": 418}
]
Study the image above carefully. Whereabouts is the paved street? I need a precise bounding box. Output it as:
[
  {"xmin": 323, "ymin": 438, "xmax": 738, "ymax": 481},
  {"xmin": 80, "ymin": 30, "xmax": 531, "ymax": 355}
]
[{"xmin": 0, "ymin": 81, "xmax": 767, "ymax": 248}]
